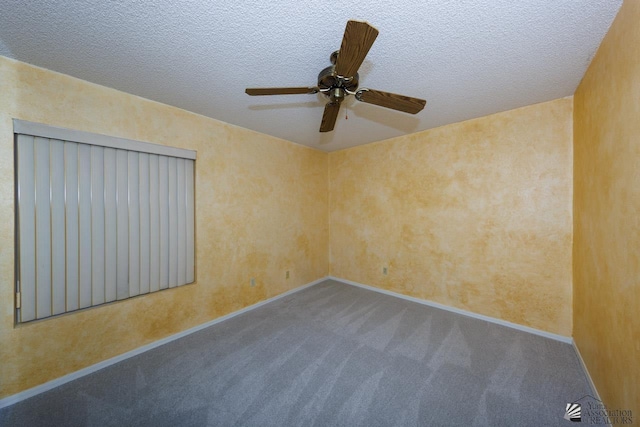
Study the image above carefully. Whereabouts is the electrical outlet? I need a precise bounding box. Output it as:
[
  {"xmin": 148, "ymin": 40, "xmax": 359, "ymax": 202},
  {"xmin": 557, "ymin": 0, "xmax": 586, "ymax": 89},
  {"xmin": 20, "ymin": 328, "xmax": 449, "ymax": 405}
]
[
  {"xmin": 250, "ymin": 278, "xmax": 256, "ymax": 287},
  {"xmin": 286, "ymin": 270, "xmax": 290, "ymax": 279},
  {"xmin": 383, "ymin": 267, "xmax": 388, "ymax": 275}
]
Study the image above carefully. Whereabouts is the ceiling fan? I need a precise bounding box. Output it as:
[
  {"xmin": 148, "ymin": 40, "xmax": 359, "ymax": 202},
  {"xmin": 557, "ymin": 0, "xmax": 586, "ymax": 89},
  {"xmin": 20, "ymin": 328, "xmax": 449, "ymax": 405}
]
[{"xmin": 245, "ymin": 20, "xmax": 427, "ymax": 132}]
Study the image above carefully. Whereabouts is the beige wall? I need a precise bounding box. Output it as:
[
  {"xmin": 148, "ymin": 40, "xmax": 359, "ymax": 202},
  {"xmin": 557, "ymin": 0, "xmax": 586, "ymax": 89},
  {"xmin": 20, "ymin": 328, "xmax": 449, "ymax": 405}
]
[
  {"xmin": 0, "ymin": 56, "xmax": 329, "ymax": 398},
  {"xmin": 329, "ymin": 98, "xmax": 574, "ymax": 336},
  {"xmin": 573, "ymin": 0, "xmax": 640, "ymax": 417}
]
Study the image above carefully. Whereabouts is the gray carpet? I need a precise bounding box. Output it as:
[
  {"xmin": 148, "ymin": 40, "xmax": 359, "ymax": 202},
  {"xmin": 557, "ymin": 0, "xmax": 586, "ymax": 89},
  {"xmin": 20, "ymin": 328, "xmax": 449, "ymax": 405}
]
[{"xmin": 0, "ymin": 279, "xmax": 593, "ymax": 426}]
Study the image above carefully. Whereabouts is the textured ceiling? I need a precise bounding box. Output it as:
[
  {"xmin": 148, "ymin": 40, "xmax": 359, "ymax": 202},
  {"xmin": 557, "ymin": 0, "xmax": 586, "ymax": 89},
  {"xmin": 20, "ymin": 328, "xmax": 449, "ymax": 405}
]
[{"xmin": 0, "ymin": 0, "xmax": 621, "ymax": 151}]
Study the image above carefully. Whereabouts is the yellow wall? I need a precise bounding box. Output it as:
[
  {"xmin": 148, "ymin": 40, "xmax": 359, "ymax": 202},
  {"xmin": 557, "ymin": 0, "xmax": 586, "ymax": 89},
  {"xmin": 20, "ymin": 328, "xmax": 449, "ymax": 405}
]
[
  {"xmin": 329, "ymin": 98, "xmax": 574, "ymax": 336},
  {"xmin": 0, "ymin": 56, "xmax": 329, "ymax": 398},
  {"xmin": 573, "ymin": 0, "xmax": 639, "ymax": 417}
]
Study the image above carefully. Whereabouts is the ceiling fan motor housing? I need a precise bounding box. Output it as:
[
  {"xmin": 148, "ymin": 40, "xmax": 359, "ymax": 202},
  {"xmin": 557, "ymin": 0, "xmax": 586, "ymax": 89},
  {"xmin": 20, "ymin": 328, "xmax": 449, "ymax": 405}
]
[{"xmin": 317, "ymin": 51, "xmax": 359, "ymax": 102}]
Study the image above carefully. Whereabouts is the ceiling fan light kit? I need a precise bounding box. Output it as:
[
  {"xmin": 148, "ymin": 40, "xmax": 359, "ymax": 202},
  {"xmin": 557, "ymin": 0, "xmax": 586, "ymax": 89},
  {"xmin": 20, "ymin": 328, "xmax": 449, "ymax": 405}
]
[{"xmin": 246, "ymin": 20, "xmax": 427, "ymax": 133}]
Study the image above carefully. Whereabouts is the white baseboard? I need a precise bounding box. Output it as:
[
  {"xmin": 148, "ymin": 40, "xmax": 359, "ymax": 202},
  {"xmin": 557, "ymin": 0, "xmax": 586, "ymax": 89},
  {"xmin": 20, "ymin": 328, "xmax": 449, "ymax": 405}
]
[
  {"xmin": 572, "ymin": 342, "xmax": 611, "ymax": 425},
  {"xmin": 328, "ymin": 276, "xmax": 573, "ymax": 344},
  {"xmin": 0, "ymin": 276, "xmax": 328, "ymax": 410},
  {"xmin": 571, "ymin": 341, "xmax": 604, "ymax": 401}
]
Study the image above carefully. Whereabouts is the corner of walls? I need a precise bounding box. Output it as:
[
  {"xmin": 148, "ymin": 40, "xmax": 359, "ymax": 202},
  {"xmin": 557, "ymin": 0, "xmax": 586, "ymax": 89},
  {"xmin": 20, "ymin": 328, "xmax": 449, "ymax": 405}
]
[
  {"xmin": 327, "ymin": 151, "xmax": 339, "ymax": 277},
  {"xmin": 567, "ymin": 94, "xmax": 575, "ymax": 339}
]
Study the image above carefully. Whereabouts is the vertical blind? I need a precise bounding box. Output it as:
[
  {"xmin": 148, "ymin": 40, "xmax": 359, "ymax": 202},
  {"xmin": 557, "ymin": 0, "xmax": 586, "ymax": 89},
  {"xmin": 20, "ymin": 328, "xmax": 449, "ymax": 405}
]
[{"xmin": 14, "ymin": 120, "xmax": 196, "ymax": 323}]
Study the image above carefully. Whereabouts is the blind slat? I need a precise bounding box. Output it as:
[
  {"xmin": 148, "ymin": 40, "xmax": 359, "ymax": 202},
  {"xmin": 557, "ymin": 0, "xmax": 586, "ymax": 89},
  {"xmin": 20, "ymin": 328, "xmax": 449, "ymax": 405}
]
[
  {"xmin": 35, "ymin": 137, "xmax": 52, "ymax": 318},
  {"xmin": 177, "ymin": 158, "xmax": 187, "ymax": 286},
  {"xmin": 91, "ymin": 146, "xmax": 106, "ymax": 306},
  {"xmin": 17, "ymin": 135, "xmax": 36, "ymax": 322},
  {"xmin": 139, "ymin": 153, "xmax": 150, "ymax": 295},
  {"xmin": 116, "ymin": 149, "xmax": 129, "ymax": 300},
  {"xmin": 64, "ymin": 143, "xmax": 79, "ymax": 312},
  {"xmin": 104, "ymin": 148, "xmax": 117, "ymax": 303},
  {"xmin": 78, "ymin": 144, "xmax": 92, "ymax": 309},
  {"xmin": 168, "ymin": 158, "xmax": 178, "ymax": 288},
  {"xmin": 50, "ymin": 139, "xmax": 66, "ymax": 315},
  {"xmin": 149, "ymin": 155, "xmax": 160, "ymax": 293},
  {"xmin": 128, "ymin": 152, "xmax": 140, "ymax": 297},
  {"xmin": 186, "ymin": 161, "xmax": 195, "ymax": 283},
  {"xmin": 159, "ymin": 156, "xmax": 170, "ymax": 290}
]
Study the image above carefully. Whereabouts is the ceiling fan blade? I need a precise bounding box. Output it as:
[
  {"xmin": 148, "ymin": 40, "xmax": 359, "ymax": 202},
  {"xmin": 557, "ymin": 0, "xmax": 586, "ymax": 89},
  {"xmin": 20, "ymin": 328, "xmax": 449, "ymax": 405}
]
[
  {"xmin": 334, "ymin": 20, "xmax": 379, "ymax": 78},
  {"xmin": 245, "ymin": 87, "xmax": 318, "ymax": 96},
  {"xmin": 320, "ymin": 102, "xmax": 341, "ymax": 132},
  {"xmin": 357, "ymin": 89, "xmax": 426, "ymax": 114}
]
